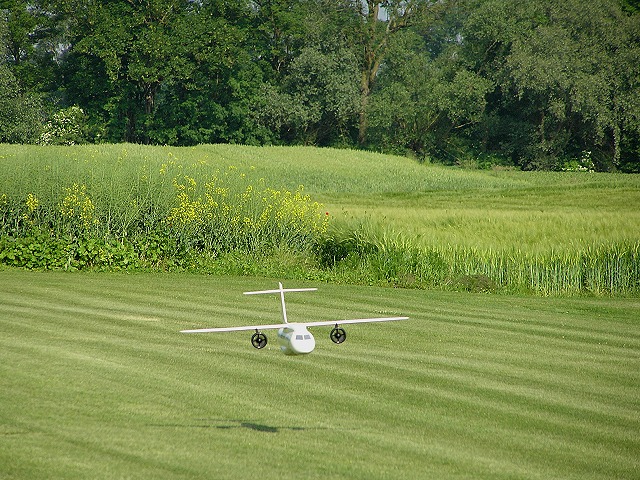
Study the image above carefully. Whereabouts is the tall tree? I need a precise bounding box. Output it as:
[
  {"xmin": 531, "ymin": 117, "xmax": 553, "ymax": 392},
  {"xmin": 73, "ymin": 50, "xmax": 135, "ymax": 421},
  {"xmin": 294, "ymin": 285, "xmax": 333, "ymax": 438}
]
[
  {"xmin": 354, "ymin": 0, "xmax": 447, "ymax": 145},
  {"xmin": 1, "ymin": 0, "xmax": 62, "ymax": 94},
  {"xmin": 367, "ymin": 29, "xmax": 492, "ymax": 160},
  {"xmin": 248, "ymin": 0, "xmax": 361, "ymax": 146},
  {"xmin": 251, "ymin": 45, "xmax": 360, "ymax": 145},
  {"xmin": 146, "ymin": 2, "xmax": 263, "ymax": 145},
  {"xmin": 0, "ymin": 8, "xmax": 42, "ymax": 142},
  {"xmin": 69, "ymin": 0, "xmax": 195, "ymax": 142},
  {"xmin": 47, "ymin": 0, "xmax": 249, "ymax": 144}
]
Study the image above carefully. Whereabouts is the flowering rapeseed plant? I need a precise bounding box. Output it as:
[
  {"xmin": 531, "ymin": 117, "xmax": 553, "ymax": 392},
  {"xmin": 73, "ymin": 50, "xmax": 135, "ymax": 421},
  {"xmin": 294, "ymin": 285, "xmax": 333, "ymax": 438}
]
[
  {"xmin": 166, "ymin": 170, "xmax": 329, "ymax": 251},
  {"xmin": 58, "ymin": 184, "xmax": 97, "ymax": 230},
  {"xmin": 20, "ymin": 192, "xmax": 40, "ymax": 225},
  {"xmin": 25, "ymin": 193, "xmax": 39, "ymax": 212}
]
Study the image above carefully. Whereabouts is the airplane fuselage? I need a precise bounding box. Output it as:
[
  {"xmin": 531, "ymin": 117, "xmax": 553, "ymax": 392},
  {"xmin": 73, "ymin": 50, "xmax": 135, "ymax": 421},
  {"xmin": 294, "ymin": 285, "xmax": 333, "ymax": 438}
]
[{"xmin": 277, "ymin": 324, "xmax": 316, "ymax": 355}]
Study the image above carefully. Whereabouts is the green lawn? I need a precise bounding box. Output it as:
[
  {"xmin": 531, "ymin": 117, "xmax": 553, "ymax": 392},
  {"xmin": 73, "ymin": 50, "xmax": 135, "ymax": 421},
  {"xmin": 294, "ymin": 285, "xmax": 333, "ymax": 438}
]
[{"xmin": 1, "ymin": 270, "xmax": 637, "ymax": 479}]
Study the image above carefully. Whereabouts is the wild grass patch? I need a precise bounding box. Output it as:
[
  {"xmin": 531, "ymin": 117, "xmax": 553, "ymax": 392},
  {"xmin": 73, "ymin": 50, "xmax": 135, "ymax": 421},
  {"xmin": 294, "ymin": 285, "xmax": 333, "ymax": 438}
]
[
  {"xmin": 0, "ymin": 145, "xmax": 328, "ymax": 270},
  {"xmin": 1, "ymin": 144, "xmax": 638, "ymax": 295}
]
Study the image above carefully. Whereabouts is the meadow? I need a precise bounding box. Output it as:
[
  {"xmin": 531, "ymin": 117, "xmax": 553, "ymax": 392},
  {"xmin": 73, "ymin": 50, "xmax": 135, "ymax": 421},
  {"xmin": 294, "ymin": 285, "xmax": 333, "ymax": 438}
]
[
  {"xmin": 0, "ymin": 143, "xmax": 639, "ymax": 294},
  {"xmin": 0, "ymin": 271, "xmax": 638, "ymax": 479}
]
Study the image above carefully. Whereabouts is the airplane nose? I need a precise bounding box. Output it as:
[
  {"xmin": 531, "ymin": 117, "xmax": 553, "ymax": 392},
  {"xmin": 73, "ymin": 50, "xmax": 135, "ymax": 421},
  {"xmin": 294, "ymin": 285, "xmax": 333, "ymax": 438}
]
[{"xmin": 291, "ymin": 330, "xmax": 315, "ymax": 354}]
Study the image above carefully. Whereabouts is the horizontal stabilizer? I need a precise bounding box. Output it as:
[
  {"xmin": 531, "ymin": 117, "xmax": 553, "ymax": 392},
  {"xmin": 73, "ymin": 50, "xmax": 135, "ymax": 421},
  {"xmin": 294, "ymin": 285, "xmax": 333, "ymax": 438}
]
[{"xmin": 244, "ymin": 287, "xmax": 317, "ymax": 295}]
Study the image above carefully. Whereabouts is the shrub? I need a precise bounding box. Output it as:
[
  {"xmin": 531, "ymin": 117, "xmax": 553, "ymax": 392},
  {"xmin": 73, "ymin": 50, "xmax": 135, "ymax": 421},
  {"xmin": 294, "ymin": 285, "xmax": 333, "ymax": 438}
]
[{"xmin": 38, "ymin": 106, "xmax": 88, "ymax": 146}]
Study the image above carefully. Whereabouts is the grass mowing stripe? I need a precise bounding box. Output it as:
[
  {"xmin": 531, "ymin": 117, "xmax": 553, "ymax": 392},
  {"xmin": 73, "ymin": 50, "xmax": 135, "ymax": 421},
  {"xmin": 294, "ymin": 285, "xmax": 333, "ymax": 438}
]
[{"xmin": 0, "ymin": 271, "xmax": 638, "ymax": 479}]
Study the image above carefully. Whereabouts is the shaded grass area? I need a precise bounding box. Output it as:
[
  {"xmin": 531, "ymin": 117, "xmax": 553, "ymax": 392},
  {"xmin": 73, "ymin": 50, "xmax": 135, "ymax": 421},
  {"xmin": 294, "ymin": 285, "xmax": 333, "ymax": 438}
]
[{"xmin": 0, "ymin": 271, "xmax": 638, "ymax": 479}]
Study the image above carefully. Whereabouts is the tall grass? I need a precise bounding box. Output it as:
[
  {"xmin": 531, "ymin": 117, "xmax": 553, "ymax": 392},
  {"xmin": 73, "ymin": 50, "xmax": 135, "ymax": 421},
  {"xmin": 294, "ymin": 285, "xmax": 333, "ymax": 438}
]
[
  {"xmin": 319, "ymin": 221, "xmax": 640, "ymax": 295},
  {"xmin": 0, "ymin": 143, "xmax": 638, "ymax": 295},
  {"xmin": 0, "ymin": 145, "xmax": 328, "ymax": 269}
]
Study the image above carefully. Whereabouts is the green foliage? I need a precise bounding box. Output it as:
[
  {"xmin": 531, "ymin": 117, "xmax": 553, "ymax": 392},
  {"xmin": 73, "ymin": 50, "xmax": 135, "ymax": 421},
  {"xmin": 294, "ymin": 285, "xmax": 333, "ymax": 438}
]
[
  {"xmin": 316, "ymin": 223, "xmax": 640, "ymax": 295},
  {"xmin": 2, "ymin": 0, "xmax": 639, "ymax": 169},
  {"xmin": 368, "ymin": 30, "xmax": 493, "ymax": 160},
  {"xmin": 0, "ymin": 145, "xmax": 329, "ymax": 271},
  {"xmin": 0, "ymin": 65, "xmax": 42, "ymax": 143},
  {"xmin": 252, "ymin": 46, "xmax": 360, "ymax": 146},
  {"xmin": 462, "ymin": 0, "xmax": 640, "ymax": 170}
]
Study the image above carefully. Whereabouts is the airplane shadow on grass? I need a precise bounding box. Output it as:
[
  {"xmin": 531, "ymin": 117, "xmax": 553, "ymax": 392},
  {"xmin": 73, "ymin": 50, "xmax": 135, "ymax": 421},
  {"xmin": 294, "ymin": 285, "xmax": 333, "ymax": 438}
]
[{"xmin": 150, "ymin": 419, "xmax": 331, "ymax": 434}]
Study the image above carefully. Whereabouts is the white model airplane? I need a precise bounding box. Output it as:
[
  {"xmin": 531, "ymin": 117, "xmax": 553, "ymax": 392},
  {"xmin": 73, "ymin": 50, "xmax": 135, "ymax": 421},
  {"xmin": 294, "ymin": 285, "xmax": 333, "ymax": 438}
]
[{"xmin": 181, "ymin": 283, "xmax": 409, "ymax": 355}]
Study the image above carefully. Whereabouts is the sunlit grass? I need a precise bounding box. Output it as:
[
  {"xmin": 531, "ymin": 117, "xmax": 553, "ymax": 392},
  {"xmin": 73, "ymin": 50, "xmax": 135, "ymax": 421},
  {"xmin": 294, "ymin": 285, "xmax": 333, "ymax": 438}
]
[
  {"xmin": 0, "ymin": 271, "xmax": 637, "ymax": 479},
  {"xmin": 330, "ymin": 202, "xmax": 639, "ymax": 253},
  {"xmin": 0, "ymin": 144, "xmax": 328, "ymax": 257},
  {"xmin": 1, "ymin": 143, "xmax": 639, "ymax": 294}
]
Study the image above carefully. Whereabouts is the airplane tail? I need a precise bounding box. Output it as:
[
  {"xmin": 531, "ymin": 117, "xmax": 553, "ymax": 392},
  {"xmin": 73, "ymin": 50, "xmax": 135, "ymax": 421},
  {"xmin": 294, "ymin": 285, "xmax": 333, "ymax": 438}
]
[
  {"xmin": 243, "ymin": 282, "xmax": 317, "ymax": 324},
  {"xmin": 243, "ymin": 283, "xmax": 318, "ymax": 296}
]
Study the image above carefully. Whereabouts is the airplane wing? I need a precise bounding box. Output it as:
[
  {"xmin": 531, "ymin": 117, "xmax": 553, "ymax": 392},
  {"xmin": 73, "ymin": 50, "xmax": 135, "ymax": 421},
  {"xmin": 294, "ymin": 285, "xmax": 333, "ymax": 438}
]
[
  {"xmin": 302, "ymin": 317, "xmax": 409, "ymax": 327},
  {"xmin": 181, "ymin": 323, "xmax": 288, "ymax": 333},
  {"xmin": 180, "ymin": 317, "xmax": 408, "ymax": 334}
]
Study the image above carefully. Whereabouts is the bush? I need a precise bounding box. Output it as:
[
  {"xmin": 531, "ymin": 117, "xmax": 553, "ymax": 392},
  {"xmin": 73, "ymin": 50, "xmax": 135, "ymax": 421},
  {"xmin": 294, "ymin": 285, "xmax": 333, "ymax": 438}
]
[{"xmin": 38, "ymin": 106, "xmax": 88, "ymax": 146}]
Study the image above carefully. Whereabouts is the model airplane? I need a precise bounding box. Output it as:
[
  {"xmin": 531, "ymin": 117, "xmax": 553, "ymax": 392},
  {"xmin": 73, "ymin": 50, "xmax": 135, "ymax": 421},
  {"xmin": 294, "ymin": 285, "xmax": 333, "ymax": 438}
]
[{"xmin": 181, "ymin": 283, "xmax": 409, "ymax": 355}]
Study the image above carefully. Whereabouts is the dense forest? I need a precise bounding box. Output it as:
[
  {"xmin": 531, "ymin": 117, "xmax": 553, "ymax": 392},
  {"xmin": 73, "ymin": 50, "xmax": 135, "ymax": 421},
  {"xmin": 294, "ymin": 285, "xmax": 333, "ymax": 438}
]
[{"xmin": 1, "ymin": 0, "xmax": 639, "ymax": 171}]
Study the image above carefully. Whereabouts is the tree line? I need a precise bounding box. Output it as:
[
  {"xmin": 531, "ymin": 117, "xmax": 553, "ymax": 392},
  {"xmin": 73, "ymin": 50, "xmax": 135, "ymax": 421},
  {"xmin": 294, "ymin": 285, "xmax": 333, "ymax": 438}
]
[{"xmin": 1, "ymin": 0, "xmax": 639, "ymax": 171}]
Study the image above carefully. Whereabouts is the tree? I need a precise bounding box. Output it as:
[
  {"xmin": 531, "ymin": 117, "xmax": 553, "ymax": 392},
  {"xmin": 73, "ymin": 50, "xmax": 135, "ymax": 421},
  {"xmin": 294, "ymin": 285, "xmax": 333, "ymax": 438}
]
[
  {"xmin": 0, "ymin": 63, "xmax": 42, "ymax": 142},
  {"xmin": 40, "ymin": 0, "xmax": 254, "ymax": 144},
  {"xmin": 353, "ymin": 0, "xmax": 447, "ymax": 145},
  {"xmin": 250, "ymin": 0, "xmax": 309, "ymax": 76},
  {"xmin": 2, "ymin": 0, "xmax": 66, "ymax": 97},
  {"xmin": 247, "ymin": 0, "xmax": 361, "ymax": 146},
  {"xmin": 141, "ymin": 1, "xmax": 260, "ymax": 145},
  {"xmin": 0, "ymin": 11, "xmax": 42, "ymax": 142},
  {"xmin": 251, "ymin": 46, "xmax": 360, "ymax": 145},
  {"xmin": 65, "ymin": 1, "xmax": 196, "ymax": 142},
  {"xmin": 367, "ymin": 29, "xmax": 492, "ymax": 160},
  {"xmin": 462, "ymin": 0, "xmax": 640, "ymax": 170}
]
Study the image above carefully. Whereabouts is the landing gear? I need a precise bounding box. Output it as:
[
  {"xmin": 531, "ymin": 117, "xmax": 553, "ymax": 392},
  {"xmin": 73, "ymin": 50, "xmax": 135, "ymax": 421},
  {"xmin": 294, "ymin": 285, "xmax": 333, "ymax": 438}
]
[
  {"xmin": 251, "ymin": 330, "xmax": 267, "ymax": 349},
  {"xmin": 330, "ymin": 324, "xmax": 346, "ymax": 344}
]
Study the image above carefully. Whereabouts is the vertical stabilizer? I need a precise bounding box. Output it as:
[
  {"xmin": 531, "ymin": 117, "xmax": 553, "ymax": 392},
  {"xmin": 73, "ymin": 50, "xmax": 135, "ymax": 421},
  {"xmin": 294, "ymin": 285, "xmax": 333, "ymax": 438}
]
[{"xmin": 278, "ymin": 282, "xmax": 288, "ymax": 323}]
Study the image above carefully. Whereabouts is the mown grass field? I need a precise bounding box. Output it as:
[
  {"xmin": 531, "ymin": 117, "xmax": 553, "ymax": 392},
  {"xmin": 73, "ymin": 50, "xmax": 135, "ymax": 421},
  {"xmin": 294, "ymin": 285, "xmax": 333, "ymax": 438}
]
[{"xmin": 0, "ymin": 271, "xmax": 638, "ymax": 479}]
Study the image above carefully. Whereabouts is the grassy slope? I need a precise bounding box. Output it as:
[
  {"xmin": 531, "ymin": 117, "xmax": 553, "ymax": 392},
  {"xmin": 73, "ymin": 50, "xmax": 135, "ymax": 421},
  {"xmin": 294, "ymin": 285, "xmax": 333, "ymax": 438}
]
[
  {"xmin": 202, "ymin": 145, "xmax": 640, "ymax": 252},
  {"xmin": 2, "ymin": 143, "xmax": 638, "ymax": 253},
  {"xmin": 0, "ymin": 271, "xmax": 638, "ymax": 479}
]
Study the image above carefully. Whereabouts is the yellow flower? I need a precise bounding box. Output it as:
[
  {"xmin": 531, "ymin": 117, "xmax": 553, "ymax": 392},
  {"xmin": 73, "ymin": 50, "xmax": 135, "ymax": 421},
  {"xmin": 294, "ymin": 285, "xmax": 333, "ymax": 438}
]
[
  {"xmin": 59, "ymin": 184, "xmax": 96, "ymax": 228},
  {"xmin": 26, "ymin": 193, "xmax": 39, "ymax": 212}
]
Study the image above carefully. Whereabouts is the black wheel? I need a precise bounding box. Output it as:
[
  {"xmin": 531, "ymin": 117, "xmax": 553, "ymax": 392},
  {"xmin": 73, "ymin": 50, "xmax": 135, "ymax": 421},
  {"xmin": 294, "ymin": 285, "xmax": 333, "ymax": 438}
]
[
  {"xmin": 251, "ymin": 332, "xmax": 267, "ymax": 349},
  {"xmin": 330, "ymin": 327, "xmax": 346, "ymax": 344}
]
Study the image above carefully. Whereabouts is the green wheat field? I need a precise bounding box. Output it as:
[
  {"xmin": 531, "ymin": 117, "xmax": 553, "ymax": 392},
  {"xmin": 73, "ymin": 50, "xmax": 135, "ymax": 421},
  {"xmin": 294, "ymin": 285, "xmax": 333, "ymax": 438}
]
[
  {"xmin": 0, "ymin": 271, "xmax": 638, "ymax": 479},
  {"xmin": 1, "ymin": 144, "xmax": 639, "ymax": 294}
]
